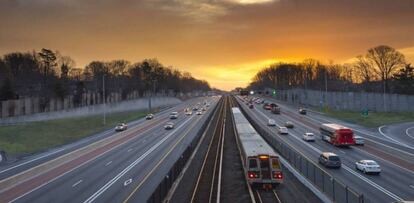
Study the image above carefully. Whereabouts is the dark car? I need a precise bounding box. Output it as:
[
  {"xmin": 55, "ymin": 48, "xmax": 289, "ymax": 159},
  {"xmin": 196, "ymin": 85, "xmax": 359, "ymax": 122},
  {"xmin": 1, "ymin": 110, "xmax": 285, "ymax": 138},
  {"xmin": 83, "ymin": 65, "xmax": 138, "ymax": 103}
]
[
  {"xmin": 299, "ymin": 108, "xmax": 307, "ymax": 115},
  {"xmin": 319, "ymin": 152, "xmax": 341, "ymax": 168},
  {"xmin": 249, "ymin": 104, "xmax": 254, "ymax": 109}
]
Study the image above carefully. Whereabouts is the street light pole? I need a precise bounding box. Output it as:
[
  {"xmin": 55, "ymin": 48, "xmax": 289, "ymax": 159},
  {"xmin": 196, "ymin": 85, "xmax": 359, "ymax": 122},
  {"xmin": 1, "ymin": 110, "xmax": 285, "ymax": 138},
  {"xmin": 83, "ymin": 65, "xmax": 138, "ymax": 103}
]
[{"xmin": 103, "ymin": 74, "xmax": 106, "ymax": 125}]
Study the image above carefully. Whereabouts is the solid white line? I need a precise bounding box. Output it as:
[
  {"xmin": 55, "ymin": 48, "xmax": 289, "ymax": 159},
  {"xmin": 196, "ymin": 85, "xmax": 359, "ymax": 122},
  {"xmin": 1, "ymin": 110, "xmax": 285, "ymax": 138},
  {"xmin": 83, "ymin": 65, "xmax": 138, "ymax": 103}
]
[
  {"xmin": 72, "ymin": 179, "xmax": 83, "ymax": 188},
  {"xmin": 242, "ymin": 100, "xmax": 405, "ymax": 202},
  {"xmin": 216, "ymin": 118, "xmax": 225, "ymax": 203},
  {"xmin": 379, "ymin": 125, "xmax": 412, "ymax": 148},
  {"xmin": 406, "ymin": 127, "xmax": 414, "ymax": 140},
  {"xmin": 163, "ymin": 100, "xmax": 220, "ymax": 202},
  {"xmin": 105, "ymin": 161, "xmax": 112, "ymax": 166},
  {"xmin": 83, "ymin": 116, "xmax": 194, "ymax": 203},
  {"xmin": 0, "ymin": 148, "xmax": 66, "ymax": 174},
  {"xmin": 127, "ymin": 148, "xmax": 133, "ymax": 152},
  {"xmin": 274, "ymin": 100, "xmax": 414, "ymax": 157}
]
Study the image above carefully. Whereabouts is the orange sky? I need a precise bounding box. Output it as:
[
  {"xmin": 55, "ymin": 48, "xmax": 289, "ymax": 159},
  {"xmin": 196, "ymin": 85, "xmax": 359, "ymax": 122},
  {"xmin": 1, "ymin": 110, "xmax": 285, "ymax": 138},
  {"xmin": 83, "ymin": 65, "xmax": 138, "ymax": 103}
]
[{"xmin": 1, "ymin": 0, "xmax": 413, "ymax": 90}]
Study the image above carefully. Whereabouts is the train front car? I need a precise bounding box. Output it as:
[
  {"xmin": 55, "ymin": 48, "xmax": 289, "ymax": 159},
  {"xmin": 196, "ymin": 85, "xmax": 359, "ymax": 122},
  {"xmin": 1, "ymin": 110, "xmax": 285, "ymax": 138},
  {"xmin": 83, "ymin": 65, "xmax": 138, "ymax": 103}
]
[{"xmin": 232, "ymin": 107, "xmax": 283, "ymax": 189}]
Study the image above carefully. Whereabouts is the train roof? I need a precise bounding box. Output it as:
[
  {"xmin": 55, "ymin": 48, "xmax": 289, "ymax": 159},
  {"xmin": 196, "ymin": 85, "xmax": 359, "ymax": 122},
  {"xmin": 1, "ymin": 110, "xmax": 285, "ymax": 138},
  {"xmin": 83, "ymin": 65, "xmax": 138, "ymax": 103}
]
[{"xmin": 232, "ymin": 107, "xmax": 278, "ymax": 157}]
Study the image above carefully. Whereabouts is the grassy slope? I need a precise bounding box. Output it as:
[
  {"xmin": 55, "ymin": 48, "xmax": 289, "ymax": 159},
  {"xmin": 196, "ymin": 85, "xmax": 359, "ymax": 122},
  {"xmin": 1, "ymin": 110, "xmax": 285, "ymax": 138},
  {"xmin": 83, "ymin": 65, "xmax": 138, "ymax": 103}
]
[
  {"xmin": 0, "ymin": 111, "xmax": 147, "ymax": 155},
  {"xmin": 320, "ymin": 109, "xmax": 414, "ymax": 128}
]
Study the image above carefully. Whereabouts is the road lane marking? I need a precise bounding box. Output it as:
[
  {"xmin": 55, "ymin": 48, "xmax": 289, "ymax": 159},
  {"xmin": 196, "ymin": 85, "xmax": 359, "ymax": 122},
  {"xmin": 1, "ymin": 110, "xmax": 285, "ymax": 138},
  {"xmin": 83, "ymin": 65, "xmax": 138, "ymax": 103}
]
[
  {"xmin": 406, "ymin": 127, "xmax": 414, "ymax": 140},
  {"xmin": 105, "ymin": 161, "xmax": 112, "ymax": 166},
  {"xmin": 83, "ymin": 116, "xmax": 194, "ymax": 203},
  {"xmin": 339, "ymin": 150, "xmax": 346, "ymax": 154},
  {"xmin": 0, "ymin": 148, "xmax": 66, "ymax": 175},
  {"xmin": 124, "ymin": 108, "xmax": 206, "ymax": 202},
  {"xmin": 72, "ymin": 180, "xmax": 83, "ymax": 188},
  {"xmin": 240, "ymin": 99, "xmax": 405, "ymax": 202},
  {"xmin": 409, "ymin": 185, "xmax": 414, "ymax": 189},
  {"xmin": 123, "ymin": 179, "xmax": 132, "ymax": 186},
  {"xmin": 0, "ymin": 104, "xmax": 187, "ymax": 176},
  {"xmin": 127, "ymin": 148, "xmax": 133, "ymax": 152},
  {"xmin": 269, "ymin": 98, "xmax": 414, "ymax": 155},
  {"xmin": 379, "ymin": 126, "xmax": 412, "ymax": 148}
]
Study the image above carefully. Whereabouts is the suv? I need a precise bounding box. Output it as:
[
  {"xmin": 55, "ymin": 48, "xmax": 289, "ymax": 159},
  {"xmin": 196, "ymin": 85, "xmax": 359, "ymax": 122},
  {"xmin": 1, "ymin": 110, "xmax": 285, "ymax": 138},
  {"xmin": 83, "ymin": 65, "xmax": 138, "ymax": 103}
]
[
  {"xmin": 319, "ymin": 152, "xmax": 341, "ymax": 168},
  {"xmin": 170, "ymin": 112, "xmax": 178, "ymax": 119}
]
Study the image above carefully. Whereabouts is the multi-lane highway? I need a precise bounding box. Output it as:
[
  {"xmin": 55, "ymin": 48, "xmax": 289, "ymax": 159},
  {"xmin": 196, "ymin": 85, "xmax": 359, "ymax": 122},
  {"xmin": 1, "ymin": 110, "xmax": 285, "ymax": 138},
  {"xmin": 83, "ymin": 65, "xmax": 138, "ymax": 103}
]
[
  {"xmin": 0, "ymin": 96, "xmax": 220, "ymax": 203},
  {"xmin": 237, "ymin": 95, "xmax": 414, "ymax": 203}
]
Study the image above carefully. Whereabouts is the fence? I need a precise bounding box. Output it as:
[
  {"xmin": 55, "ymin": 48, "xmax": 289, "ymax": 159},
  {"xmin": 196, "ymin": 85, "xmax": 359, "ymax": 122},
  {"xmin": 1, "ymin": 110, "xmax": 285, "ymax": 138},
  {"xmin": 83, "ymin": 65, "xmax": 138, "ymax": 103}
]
[
  {"xmin": 0, "ymin": 90, "xmax": 210, "ymax": 119},
  {"xmin": 268, "ymin": 88, "xmax": 414, "ymax": 112},
  {"xmin": 237, "ymin": 101, "xmax": 368, "ymax": 203},
  {"xmin": 147, "ymin": 100, "xmax": 219, "ymax": 203}
]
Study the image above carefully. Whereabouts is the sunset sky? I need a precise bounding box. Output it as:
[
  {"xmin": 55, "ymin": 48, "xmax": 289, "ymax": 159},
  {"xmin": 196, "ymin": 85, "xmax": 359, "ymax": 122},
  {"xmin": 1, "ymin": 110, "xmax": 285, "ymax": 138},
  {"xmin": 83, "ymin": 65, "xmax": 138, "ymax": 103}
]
[{"xmin": 1, "ymin": 0, "xmax": 413, "ymax": 90}]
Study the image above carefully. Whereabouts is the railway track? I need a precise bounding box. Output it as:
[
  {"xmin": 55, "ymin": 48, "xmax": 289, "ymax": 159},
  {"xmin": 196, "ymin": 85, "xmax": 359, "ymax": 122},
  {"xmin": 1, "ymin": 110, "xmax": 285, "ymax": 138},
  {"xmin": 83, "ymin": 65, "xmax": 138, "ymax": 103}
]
[
  {"xmin": 229, "ymin": 96, "xmax": 283, "ymax": 203},
  {"xmin": 191, "ymin": 97, "xmax": 227, "ymax": 203}
]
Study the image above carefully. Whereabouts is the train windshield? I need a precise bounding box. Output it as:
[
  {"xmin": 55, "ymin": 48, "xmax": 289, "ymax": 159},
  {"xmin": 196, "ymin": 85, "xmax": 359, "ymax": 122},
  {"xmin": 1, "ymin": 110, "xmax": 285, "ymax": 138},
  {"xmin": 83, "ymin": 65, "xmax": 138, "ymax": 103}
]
[
  {"xmin": 249, "ymin": 159, "xmax": 258, "ymax": 169},
  {"xmin": 272, "ymin": 158, "xmax": 281, "ymax": 169}
]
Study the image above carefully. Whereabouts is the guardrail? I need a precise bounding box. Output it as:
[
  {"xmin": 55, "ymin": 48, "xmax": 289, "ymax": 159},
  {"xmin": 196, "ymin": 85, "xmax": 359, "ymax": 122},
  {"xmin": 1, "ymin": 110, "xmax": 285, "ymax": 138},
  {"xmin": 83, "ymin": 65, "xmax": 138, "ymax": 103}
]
[
  {"xmin": 147, "ymin": 100, "xmax": 220, "ymax": 203},
  {"xmin": 236, "ymin": 99, "xmax": 369, "ymax": 203}
]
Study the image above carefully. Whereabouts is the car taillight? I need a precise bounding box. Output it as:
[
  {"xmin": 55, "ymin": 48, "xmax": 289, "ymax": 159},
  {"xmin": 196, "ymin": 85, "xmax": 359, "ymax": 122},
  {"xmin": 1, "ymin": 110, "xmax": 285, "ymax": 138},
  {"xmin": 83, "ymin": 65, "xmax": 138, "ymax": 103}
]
[
  {"xmin": 248, "ymin": 171, "xmax": 258, "ymax": 179},
  {"xmin": 273, "ymin": 171, "xmax": 283, "ymax": 179}
]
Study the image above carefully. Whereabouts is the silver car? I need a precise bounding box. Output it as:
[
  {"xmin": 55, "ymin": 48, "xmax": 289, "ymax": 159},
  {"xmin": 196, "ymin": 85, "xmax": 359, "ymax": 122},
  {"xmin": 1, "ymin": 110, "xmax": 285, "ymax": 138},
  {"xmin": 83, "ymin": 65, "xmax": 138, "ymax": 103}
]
[{"xmin": 354, "ymin": 135, "xmax": 365, "ymax": 145}]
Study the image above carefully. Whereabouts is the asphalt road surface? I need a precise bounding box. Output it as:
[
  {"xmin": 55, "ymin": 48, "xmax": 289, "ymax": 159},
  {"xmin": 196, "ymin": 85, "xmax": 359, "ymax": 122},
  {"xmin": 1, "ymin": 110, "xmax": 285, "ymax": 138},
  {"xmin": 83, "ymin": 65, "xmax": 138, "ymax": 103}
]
[
  {"xmin": 237, "ymin": 95, "xmax": 414, "ymax": 203},
  {"xmin": 0, "ymin": 96, "xmax": 220, "ymax": 203}
]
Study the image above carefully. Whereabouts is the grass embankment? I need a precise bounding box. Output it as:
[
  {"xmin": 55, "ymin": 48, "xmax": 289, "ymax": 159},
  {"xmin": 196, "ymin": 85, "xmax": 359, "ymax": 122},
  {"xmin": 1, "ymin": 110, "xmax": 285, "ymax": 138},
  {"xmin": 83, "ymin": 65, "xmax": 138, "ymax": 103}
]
[
  {"xmin": 319, "ymin": 108, "xmax": 414, "ymax": 128},
  {"xmin": 0, "ymin": 111, "xmax": 148, "ymax": 155}
]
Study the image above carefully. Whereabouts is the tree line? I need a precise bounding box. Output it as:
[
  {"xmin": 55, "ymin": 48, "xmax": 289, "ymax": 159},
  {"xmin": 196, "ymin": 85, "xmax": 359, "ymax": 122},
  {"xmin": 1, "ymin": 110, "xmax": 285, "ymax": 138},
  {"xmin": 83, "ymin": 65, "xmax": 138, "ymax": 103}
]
[
  {"xmin": 0, "ymin": 49, "xmax": 211, "ymax": 103},
  {"xmin": 248, "ymin": 45, "xmax": 414, "ymax": 95}
]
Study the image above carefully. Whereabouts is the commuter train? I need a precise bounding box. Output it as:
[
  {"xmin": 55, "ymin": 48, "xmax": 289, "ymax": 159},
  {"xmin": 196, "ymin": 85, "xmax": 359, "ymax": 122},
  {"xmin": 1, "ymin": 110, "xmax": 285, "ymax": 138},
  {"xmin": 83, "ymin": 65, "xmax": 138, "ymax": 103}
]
[{"xmin": 231, "ymin": 107, "xmax": 283, "ymax": 189}]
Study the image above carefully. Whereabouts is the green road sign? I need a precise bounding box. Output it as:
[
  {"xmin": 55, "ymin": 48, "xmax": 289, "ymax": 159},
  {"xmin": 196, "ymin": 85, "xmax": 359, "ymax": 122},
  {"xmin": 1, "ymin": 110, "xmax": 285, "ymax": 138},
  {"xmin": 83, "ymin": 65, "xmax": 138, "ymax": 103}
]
[{"xmin": 361, "ymin": 109, "xmax": 369, "ymax": 116}]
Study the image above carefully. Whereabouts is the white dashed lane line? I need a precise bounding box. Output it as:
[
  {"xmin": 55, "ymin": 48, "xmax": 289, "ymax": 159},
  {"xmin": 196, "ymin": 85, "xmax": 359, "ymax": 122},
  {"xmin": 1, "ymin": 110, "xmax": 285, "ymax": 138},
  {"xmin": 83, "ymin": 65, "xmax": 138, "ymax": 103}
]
[{"xmin": 72, "ymin": 180, "xmax": 83, "ymax": 188}]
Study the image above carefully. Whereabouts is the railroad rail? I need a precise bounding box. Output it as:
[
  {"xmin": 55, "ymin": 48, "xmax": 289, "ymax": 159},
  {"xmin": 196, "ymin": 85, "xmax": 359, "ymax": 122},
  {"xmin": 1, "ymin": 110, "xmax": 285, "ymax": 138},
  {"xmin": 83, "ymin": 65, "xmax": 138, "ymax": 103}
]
[{"xmin": 190, "ymin": 97, "xmax": 227, "ymax": 203}]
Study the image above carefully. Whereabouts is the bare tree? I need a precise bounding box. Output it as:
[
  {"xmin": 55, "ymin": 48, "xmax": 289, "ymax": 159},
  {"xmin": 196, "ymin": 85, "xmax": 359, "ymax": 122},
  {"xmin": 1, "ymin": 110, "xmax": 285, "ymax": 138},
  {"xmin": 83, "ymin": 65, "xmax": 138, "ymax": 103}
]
[
  {"xmin": 366, "ymin": 45, "xmax": 405, "ymax": 91},
  {"xmin": 353, "ymin": 55, "xmax": 376, "ymax": 90}
]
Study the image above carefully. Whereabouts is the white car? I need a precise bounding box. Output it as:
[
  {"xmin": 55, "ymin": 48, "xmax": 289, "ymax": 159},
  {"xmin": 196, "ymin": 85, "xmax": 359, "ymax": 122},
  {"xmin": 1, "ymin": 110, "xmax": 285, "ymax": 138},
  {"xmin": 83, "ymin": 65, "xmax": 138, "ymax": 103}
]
[
  {"xmin": 355, "ymin": 160, "xmax": 381, "ymax": 174},
  {"xmin": 267, "ymin": 119, "xmax": 276, "ymax": 126},
  {"xmin": 278, "ymin": 127, "xmax": 288, "ymax": 135},
  {"xmin": 196, "ymin": 110, "xmax": 203, "ymax": 115},
  {"xmin": 354, "ymin": 135, "xmax": 365, "ymax": 145},
  {"xmin": 170, "ymin": 112, "xmax": 178, "ymax": 119},
  {"xmin": 164, "ymin": 122, "xmax": 174, "ymax": 130},
  {"xmin": 185, "ymin": 111, "xmax": 193, "ymax": 115},
  {"xmin": 303, "ymin": 132, "xmax": 315, "ymax": 141},
  {"xmin": 115, "ymin": 123, "xmax": 128, "ymax": 131}
]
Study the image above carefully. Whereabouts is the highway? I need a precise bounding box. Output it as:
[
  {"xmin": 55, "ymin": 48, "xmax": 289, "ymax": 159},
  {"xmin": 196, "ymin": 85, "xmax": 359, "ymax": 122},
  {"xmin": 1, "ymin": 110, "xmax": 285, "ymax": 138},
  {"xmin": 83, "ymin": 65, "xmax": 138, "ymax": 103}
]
[
  {"xmin": 0, "ymin": 96, "xmax": 220, "ymax": 203},
  {"xmin": 237, "ymin": 95, "xmax": 414, "ymax": 202}
]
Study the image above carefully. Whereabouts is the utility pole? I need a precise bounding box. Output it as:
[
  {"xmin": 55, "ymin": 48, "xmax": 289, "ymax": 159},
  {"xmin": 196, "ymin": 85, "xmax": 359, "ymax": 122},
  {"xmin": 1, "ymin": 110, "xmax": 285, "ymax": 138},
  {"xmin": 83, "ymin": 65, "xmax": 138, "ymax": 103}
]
[
  {"xmin": 325, "ymin": 69, "xmax": 328, "ymax": 101},
  {"xmin": 383, "ymin": 79, "xmax": 386, "ymax": 112},
  {"xmin": 103, "ymin": 74, "xmax": 106, "ymax": 125}
]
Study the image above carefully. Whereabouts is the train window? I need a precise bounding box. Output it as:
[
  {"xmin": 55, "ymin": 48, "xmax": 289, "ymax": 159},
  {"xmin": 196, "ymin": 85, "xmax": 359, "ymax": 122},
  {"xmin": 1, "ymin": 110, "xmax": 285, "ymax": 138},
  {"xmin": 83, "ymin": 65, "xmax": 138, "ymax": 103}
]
[
  {"xmin": 249, "ymin": 159, "xmax": 258, "ymax": 169},
  {"xmin": 272, "ymin": 159, "xmax": 281, "ymax": 169}
]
